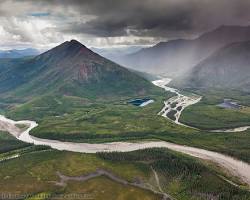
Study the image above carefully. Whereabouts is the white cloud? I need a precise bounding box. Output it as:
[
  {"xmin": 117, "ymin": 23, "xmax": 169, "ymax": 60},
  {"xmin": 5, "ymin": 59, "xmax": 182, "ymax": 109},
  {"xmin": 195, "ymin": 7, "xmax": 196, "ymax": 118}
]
[{"xmin": 0, "ymin": 16, "xmax": 66, "ymax": 49}]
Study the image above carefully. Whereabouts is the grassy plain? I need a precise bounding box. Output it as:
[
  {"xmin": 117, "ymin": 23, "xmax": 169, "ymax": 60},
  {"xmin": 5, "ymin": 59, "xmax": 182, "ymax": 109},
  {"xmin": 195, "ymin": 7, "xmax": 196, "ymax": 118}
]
[
  {"xmin": 180, "ymin": 89, "xmax": 250, "ymax": 129},
  {"xmin": 0, "ymin": 147, "xmax": 249, "ymax": 200}
]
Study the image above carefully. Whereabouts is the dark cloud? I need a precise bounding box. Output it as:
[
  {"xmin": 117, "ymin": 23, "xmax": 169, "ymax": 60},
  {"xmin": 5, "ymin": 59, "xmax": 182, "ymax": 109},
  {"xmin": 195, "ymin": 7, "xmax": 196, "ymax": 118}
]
[
  {"xmin": 50, "ymin": 0, "xmax": 198, "ymax": 37},
  {"xmin": 0, "ymin": 0, "xmax": 250, "ymax": 48},
  {"xmin": 34, "ymin": 0, "xmax": 250, "ymax": 38}
]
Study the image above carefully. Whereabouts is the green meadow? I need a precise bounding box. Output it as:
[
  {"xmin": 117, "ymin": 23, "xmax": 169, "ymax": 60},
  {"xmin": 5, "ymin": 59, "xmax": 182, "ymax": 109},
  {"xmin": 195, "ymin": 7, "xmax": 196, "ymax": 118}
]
[
  {"xmin": 0, "ymin": 143, "xmax": 249, "ymax": 200},
  {"xmin": 180, "ymin": 89, "xmax": 250, "ymax": 130}
]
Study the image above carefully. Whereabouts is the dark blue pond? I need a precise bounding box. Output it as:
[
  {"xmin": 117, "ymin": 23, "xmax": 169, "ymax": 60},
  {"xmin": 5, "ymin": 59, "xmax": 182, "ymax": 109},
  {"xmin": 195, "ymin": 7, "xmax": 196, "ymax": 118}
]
[{"xmin": 128, "ymin": 98, "xmax": 151, "ymax": 106}]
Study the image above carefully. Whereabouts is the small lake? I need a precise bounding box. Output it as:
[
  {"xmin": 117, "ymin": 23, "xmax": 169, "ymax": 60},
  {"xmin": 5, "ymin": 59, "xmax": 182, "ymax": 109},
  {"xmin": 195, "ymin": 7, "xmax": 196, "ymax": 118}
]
[
  {"xmin": 128, "ymin": 98, "xmax": 154, "ymax": 107},
  {"xmin": 217, "ymin": 99, "xmax": 241, "ymax": 109}
]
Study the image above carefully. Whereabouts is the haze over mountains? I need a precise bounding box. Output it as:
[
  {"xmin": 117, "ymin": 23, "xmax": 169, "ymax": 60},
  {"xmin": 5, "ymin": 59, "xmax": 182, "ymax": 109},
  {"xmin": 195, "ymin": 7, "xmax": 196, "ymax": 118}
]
[
  {"xmin": 116, "ymin": 25, "xmax": 250, "ymax": 78},
  {"xmin": 91, "ymin": 46, "xmax": 142, "ymax": 62},
  {"xmin": 0, "ymin": 48, "xmax": 40, "ymax": 58},
  {"xmin": 0, "ymin": 40, "xmax": 158, "ymax": 102},
  {"xmin": 181, "ymin": 40, "xmax": 250, "ymax": 91}
]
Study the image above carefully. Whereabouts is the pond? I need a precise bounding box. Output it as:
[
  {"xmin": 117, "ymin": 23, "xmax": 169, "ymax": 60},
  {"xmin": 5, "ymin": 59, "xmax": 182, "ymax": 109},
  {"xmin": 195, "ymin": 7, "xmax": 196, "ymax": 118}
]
[
  {"xmin": 217, "ymin": 99, "xmax": 241, "ymax": 109},
  {"xmin": 128, "ymin": 98, "xmax": 154, "ymax": 107}
]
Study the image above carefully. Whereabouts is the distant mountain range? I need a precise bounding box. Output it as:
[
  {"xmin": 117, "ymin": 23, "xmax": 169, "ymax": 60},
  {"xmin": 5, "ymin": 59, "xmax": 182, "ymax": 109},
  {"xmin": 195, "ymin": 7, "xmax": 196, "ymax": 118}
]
[
  {"xmin": 0, "ymin": 48, "xmax": 40, "ymax": 58},
  {"xmin": 116, "ymin": 25, "xmax": 250, "ymax": 78},
  {"xmin": 179, "ymin": 40, "xmax": 250, "ymax": 92},
  {"xmin": 91, "ymin": 46, "xmax": 142, "ymax": 61},
  {"xmin": 0, "ymin": 40, "xmax": 158, "ymax": 102}
]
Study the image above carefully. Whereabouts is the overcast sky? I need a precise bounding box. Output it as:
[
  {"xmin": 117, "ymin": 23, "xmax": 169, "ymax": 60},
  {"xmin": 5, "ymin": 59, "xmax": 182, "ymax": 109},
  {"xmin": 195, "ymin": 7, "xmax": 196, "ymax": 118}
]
[{"xmin": 0, "ymin": 0, "xmax": 250, "ymax": 49}]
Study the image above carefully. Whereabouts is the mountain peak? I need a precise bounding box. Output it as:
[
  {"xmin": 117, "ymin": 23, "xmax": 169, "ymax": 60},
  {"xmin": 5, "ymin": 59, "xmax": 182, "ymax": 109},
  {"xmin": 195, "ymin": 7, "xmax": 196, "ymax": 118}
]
[
  {"xmin": 69, "ymin": 39, "xmax": 82, "ymax": 44},
  {"xmin": 63, "ymin": 39, "xmax": 87, "ymax": 50},
  {"xmin": 37, "ymin": 39, "xmax": 93, "ymax": 61},
  {"xmin": 67, "ymin": 39, "xmax": 86, "ymax": 48},
  {"xmin": 52, "ymin": 39, "xmax": 87, "ymax": 51}
]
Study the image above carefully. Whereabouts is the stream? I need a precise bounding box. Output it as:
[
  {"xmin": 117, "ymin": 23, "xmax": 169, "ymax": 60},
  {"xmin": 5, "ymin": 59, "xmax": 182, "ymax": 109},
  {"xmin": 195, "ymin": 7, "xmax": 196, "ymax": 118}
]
[{"xmin": 152, "ymin": 77, "xmax": 250, "ymax": 132}]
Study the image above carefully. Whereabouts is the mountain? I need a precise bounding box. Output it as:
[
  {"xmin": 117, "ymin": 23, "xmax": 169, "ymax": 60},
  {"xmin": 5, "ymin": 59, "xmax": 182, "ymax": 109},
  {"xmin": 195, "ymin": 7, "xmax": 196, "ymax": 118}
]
[
  {"xmin": 91, "ymin": 46, "xmax": 142, "ymax": 61},
  {"xmin": 0, "ymin": 48, "xmax": 40, "ymax": 58},
  {"xmin": 179, "ymin": 40, "xmax": 250, "ymax": 91},
  {"xmin": 0, "ymin": 40, "xmax": 158, "ymax": 101},
  {"xmin": 118, "ymin": 25, "xmax": 250, "ymax": 77}
]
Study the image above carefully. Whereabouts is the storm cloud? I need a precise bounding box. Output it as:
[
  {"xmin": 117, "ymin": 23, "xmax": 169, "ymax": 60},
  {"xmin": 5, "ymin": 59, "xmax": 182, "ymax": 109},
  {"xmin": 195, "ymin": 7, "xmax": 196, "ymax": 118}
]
[{"xmin": 0, "ymin": 0, "xmax": 250, "ymax": 48}]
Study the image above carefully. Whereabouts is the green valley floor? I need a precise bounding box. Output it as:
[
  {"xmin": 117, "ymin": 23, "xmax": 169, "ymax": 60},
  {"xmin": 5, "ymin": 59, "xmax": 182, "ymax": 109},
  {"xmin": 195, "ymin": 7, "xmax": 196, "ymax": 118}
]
[{"xmin": 1, "ymin": 136, "xmax": 250, "ymax": 200}]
